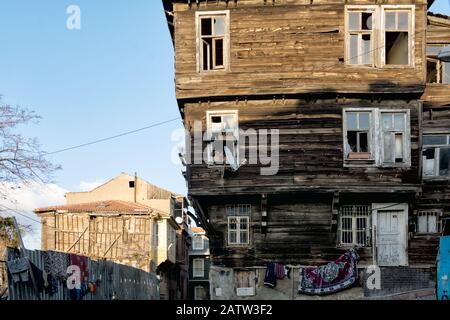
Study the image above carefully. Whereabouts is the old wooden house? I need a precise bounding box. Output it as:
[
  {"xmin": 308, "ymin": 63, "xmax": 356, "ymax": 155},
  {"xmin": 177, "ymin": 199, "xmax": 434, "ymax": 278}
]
[
  {"xmin": 35, "ymin": 173, "xmax": 190, "ymax": 300},
  {"xmin": 163, "ymin": 0, "xmax": 450, "ymax": 299}
]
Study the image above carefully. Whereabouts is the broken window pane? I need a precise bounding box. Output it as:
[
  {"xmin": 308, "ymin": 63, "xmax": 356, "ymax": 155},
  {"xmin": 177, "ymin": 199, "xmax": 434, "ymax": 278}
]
[
  {"xmin": 385, "ymin": 12, "xmax": 396, "ymax": 30},
  {"xmin": 398, "ymin": 12, "xmax": 409, "ymax": 31},
  {"xmin": 427, "ymin": 59, "xmax": 439, "ymax": 83},
  {"xmin": 201, "ymin": 18, "xmax": 212, "ymax": 36},
  {"xmin": 423, "ymin": 149, "xmax": 436, "ymax": 176},
  {"xmin": 348, "ymin": 131, "xmax": 358, "ymax": 152},
  {"xmin": 215, "ymin": 38, "xmax": 224, "ymax": 67},
  {"xmin": 439, "ymin": 148, "xmax": 450, "ymax": 176},
  {"xmin": 359, "ymin": 132, "xmax": 369, "ymax": 152},
  {"xmin": 359, "ymin": 113, "xmax": 370, "ymax": 130},
  {"xmin": 214, "ymin": 17, "xmax": 226, "ymax": 36},
  {"xmin": 386, "ymin": 32, "xmax": 409, "ymax": 65},
  {"xmin": 362, "ymin": 34, "xmax": 371, "ymax": 64},
  {"xmin": 362, "ymin": 13, "xmax": 372, "ymax": 30},
  {"xmin": 349, "ymin": 35, "xmax": 358, "ymax": 64},
  {"xmin": 349, "ymin": 12, "xmax": 360, "ymax": 30}
]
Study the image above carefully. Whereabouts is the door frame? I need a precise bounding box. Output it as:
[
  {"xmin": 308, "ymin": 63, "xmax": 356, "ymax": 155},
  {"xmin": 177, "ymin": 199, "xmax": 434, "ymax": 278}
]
[{"xmin": 372, "ymin": 203, "xmax": 409, "ymax": 267}]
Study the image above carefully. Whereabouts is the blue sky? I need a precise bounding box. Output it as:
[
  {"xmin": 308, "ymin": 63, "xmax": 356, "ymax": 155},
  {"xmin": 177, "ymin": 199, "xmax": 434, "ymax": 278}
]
[
  {"xmin": 0, "ymin": 1, "xmax": 449, "ymax": 248},
  {"xmin": 0, "ymin": 0, "xmax": 185, "ymax": 196}
]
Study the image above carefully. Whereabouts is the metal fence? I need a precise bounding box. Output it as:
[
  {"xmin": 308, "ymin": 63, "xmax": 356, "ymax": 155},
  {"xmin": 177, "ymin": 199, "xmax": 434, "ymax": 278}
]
[{"xmin": 6, "ymin": 248, "xmax": 160, "ymax": 300}]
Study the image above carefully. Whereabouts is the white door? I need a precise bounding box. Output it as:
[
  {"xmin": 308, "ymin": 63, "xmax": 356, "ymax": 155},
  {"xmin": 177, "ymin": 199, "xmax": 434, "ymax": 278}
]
[{"xmin": 373, "ymin": 204, "xmax": 408, "ymax": 266}]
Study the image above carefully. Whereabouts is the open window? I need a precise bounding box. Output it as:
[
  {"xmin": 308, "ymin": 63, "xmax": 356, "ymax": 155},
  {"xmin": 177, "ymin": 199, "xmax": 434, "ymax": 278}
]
[
  {"xmin": 382, "ymin": 7, "xmax": 413, "ymax": 66},
  {"xmin": 422, "ymin": 134, "xmax": 450, "ymax": 178},
  {"xmin": 196, "ymin": 11, "xmax": 230, "ymax": 72},
  {"xmin": 345, "ymin": 5, "xmax": 414, "ymax": 68},
  {"xmin": 381, "ymin": 112, "xmax": 409, "ymax": 164},
  {"xmin": 344, "ymin": 110, "xmax": 373, "ymax": 160},
  {"xmin": 346, "ymin": 7, "xmax": 375, "ymax": 66},
  {"xmin": 206, "ymin": 110, "xmax": 239, "ymax": 166}
]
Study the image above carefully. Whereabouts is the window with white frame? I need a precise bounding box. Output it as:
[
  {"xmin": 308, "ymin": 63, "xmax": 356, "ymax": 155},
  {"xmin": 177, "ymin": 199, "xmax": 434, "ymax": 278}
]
[
  {"xmin": 417, "ymin": 210, "xmax": 442, "ymax": 234},
  {"xmin": 343, "ymin": 108, "xmax": 410, "ymax": 166},
  {"xmin": 423, "ymin": 134, "xmax": 450, "ymax": 178},
  {"xmin": 347, "ymin": 8, "xmax": 375, "ymax": 66},
  {"xmin": 427, "ymin": 45, "xmax": 450, "ymax": 84},
  {"xmin": 339, "ymin": 205, "xmax": 372, "ymax": 247},
  {"xmin": 192, "ymin": 236, "xmax": 204, "ymax": 250},
  {"xmin": 193, "ymin": 258, "xmax": 205, "ymax": 278},
  {"xmin": 228, "ymin": 216, "xmax": 250, "ymax": 246},
  {"xmin": 196, "ymin": 11, "xmax": 230, "ymax": 72},
  {"xmin": 381, "ymin": 112, "xmax": 409, "ymax": 164},
  {"xmin": 345, "ymin": 5, "xmax": 414, "ymax": 67},
  {"xmin": 344, "ymin": 111, "xmax": 373, "ymax": 160},
  {"xmin": 206, "ymin": 110, "xmax": 239, "ymax": 166}
]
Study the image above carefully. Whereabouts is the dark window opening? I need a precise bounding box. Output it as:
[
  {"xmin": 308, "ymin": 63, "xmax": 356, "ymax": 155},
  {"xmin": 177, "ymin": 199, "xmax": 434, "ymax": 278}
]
[
  {"xmin": 201, "ymin": 18, "xmax": 212, "ymax": 36},
  {"xmin": 362, "ymin": 13, "xmax": 372, "ymax": 30},
  {"xmin": 348, "ymin": 131, "xmax": 369, "ymax": 153},
  {"xmin": 385, "ymin": 32, "xmax": 409, "ymax": 65},
  {"xmin": 129, "ymin": 181, "xmax": 135, "ymax": 188},
  {"xmin": 212, "ymin": 116, "xmax": 222, "ymax": 124},
  {"xmin": 439, "ymin": 148, "xmax": 450, "ymax": 176},
  {"xmin": 427, "ymin": 59, "xmax": 439, "ymax": 83}
]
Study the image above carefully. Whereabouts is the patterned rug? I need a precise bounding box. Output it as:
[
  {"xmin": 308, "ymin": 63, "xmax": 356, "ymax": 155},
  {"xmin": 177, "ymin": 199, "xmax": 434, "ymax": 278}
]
[{"xmin": 298, "ymin": 248, "xmax": 359, "ymax": 295}]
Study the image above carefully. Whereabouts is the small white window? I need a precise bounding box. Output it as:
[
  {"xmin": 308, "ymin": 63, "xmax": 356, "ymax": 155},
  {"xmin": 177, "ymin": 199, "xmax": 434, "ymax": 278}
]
[
  {"xmin": 381, "ymin": 112, "xmax": 409, "ymax": 164},
  {"xmin": 228, "ymin": 216, "xmax": 250, "ymax": 246},
  {"xmin": 206, "ymin": 110, "xmax": 239, "ymax": 166},
  {"xmin": 346, "ymin": 8, "xmax": 375, "ymax": 66},
  {"xmin": 193, "ymin": 258, "xmax": 205, "ymax": 278},
  {"xmin": 192, "ymin": 236, "xmax": 204, "ymax": 250},
  {"xmin": 339, "ymin": 205, "xmax": 372, "ymax": 247},
  {"xmin": 344, "ymin": 110, "xmax": 373, "ymax": 160},
  {"xmin": 423, "ymin": 134, "xmax": 450, "ymax": 178},
  {"xmin": 417, "ymin": 211, "xmax": 441, "ymax": 234},
  {"xmin": 196, "ymin": 11, "xmax": 230, "ymax": 72}
]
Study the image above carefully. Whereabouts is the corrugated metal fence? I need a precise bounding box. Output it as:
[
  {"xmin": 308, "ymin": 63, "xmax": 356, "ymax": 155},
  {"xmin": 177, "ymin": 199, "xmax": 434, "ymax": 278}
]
[{"xmin": 6, "ymin": 248, "xmax": 160, "ymax": 300}]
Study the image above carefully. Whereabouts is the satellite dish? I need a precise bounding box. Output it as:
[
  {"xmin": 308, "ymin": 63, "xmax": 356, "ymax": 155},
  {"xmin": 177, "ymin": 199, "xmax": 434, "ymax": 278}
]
[{"xmin": 175, "ymin": 217, "xmax": 183, "ymax": 224}]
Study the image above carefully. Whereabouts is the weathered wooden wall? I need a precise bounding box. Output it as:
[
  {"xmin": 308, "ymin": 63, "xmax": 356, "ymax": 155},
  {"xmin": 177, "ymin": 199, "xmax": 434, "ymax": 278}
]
[
  {"xmin": 173, "ymin": 0, "xmax": 427, "ymax": 99},
  {"xmin": 185, "ymin": 97, "xmax": 422, "ymax": 196}
]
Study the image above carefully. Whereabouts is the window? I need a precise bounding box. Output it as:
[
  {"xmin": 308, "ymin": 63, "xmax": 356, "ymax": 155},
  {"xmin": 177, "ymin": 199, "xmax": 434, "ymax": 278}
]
[
  {"xmin": 423, "ymin": 134, "xmax": 450, "ymax": 178},
  {"xmin": 192, "ymin": 236, "xmax": 204, "ymax": 250},
  {"xmin": 196, "ymin": 11, "xmax": 229, "ymax": 72},
  {"xmin": 344, "ymin": 111, "xmax": 372, "ymax": 159},
  {"xmin": 426, "ymin": 45, "xmax": 450, "ymax": 84},
  {"xmin": 129, "ymin": 181, "xmax": 135, "ymax": 188},
  {"xmin": 228, "ymin": 216, "xmax": 250, "ymax": 246},
  {"xmin": 382, "ymin": 8, "xmax": 412, "ymax": 66},
  {"xmin": 417, "ymin": 211, "xmax": 442, "ymax": 234},
  {"xmin": 345, "ymin": 5, "xmax": 414, "ymax": 67},
  {"xmin": 339, "ymin": 205, "xmax": 372, "ymax": 247},
  {"xmin": 381, "ymin": 112, "xmax": 408, "ymax": 164},
  {"xmin": 347, "ymin": 8, "xmax": 375, "ymax": 66},
  {"xmin": 343, "ymin": 108, "xmax": 410, "ymax": 166},
  {"xmin": 206, "ymin": 111, "xmax": 239, "ymax": 166},
  {"xmin": 193, "ymin": 258, "xmax": 205, "ymax": 278},
  {"xmin": 152, "ymin": 221, "xmax": 159, "ymax": 247},
  {"xmin": 194, "ymin": 286, "xmax": 207, "ymax": 300}
]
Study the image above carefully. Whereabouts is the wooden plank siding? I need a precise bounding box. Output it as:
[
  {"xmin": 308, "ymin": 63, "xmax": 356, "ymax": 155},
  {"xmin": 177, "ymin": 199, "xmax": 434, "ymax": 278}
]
[
  {"xmin": 185, "ymin": 97, "xmax": 422, "ymax": 196},
  {"xmin": 172, "ymin": 0, "xmax": 427, "ymax": 100}
]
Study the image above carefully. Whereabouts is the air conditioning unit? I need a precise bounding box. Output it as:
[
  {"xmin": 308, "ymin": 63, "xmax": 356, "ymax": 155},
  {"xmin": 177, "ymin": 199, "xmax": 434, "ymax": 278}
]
[{"xmin": 236, "ymin": 287, "xmax": 255, "ymax": 297}]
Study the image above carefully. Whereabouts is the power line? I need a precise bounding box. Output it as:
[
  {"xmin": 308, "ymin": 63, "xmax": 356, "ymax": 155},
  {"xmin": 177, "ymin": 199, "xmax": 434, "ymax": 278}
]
[{"xmin": 44, "ymin": 117, "xmax": 180, "ymax": 156}]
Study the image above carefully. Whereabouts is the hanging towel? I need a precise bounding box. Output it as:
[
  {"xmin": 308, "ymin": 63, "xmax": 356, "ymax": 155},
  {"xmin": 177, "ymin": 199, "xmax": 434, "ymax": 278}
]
[
  {"xmin": 7, "ymin": 257, "xmax": 29, "ymax": 283},
  {"xmin": 29, "ymin": 261, "xmax": 45, "ymax": 293},
  {"xmin": 69, "ymin": 254, "xmax": 89, "ymax": 282},
  {"xmin": 298, "ymin": 248, "xmax": 359, "ymax": 295},
  {"xmin": 275, "ymin": 263, "xmax": 285, "ymax": 280},
  {"xmin": 264, "ymin": 262, "xmax": 277, "ymax": 288}
]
